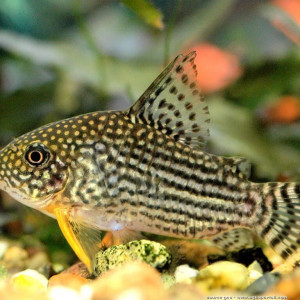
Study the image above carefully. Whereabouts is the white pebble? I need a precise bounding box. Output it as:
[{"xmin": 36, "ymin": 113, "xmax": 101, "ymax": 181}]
[
  {"xmin": 115, "ymin": 289, "xmax": 143, "ymax": 300},
  {"xmin": 175, "ymin": 264, "xmax": 199, "ymax": 283},
  {"xmin": 49, "ymin": 286, "xmax": 83, "ymax": 300},
  {"xmin": 80, "ymin": 285, "xmax": 93, "ymax": 300},
  {"xmin": 248, "ymin": 270, "xmax": 263, "ymax": 285},
  {"xmin": 0, "ymin": 241, "xmax": 9, "ymax": 259}
]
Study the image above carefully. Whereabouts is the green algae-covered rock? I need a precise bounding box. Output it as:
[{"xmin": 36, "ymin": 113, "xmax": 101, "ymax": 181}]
[{"xmin": 94, "ymin": 240, "xmax": 171, "ymax": 275}]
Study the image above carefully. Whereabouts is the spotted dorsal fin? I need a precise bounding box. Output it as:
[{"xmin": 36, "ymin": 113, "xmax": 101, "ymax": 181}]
[
  {"xmin": 231, "ymin": 157, "xmax": 251, "ymax": 179},
  {"xmin": 127, "ymin": 52, "xmax": 210, "ymax": 150}
]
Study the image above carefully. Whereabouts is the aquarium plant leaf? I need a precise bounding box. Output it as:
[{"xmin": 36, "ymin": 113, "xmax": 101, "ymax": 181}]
[{"xmin": 120, "ymin": 0, "xmax": 163, "ymax": 29}]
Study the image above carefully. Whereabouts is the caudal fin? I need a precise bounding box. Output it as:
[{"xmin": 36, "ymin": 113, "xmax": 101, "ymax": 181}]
[{"xmin": 256, "ymin": 182, "xmax": 300, "ymax": 259}]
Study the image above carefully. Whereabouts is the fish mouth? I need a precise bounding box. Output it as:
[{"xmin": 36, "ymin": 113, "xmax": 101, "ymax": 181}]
[
  {"xmin": 0, "ymin": 178, "xmax": 53, "ymax": 213},
  {"xmin": 15, "ymin": 191, "xmax": 53, "ymax": 212},
  {"xmin": 0, "ymin": 179, "xmax": 9, "ymax": 193}
]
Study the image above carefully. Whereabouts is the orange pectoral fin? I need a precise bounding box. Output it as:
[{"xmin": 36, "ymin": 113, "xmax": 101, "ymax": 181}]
[{"xmin": 54, "ymin": 208, "xmax": 105, "ymax": 274}]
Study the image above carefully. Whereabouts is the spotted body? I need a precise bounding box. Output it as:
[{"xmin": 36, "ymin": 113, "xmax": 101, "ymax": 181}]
[{"xmin": 0, "ymin": 52, "xmax": 300, "ymax": 273}]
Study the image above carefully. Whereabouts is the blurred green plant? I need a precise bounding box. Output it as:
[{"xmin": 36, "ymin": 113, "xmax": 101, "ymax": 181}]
[{"xmin": 121, "ymin": 0, "xmax": 163, "ymax": 29}]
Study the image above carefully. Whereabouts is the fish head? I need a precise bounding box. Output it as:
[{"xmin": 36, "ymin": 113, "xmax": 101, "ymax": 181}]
[{"xmin": 0, "ymin": 125, "xmax": 70, "ymax": 214}]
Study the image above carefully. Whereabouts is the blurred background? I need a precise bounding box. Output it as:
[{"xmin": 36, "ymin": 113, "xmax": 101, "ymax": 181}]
[{"xmin": 0, "ymin": 0, "xmax": 299, "ymax": 267}]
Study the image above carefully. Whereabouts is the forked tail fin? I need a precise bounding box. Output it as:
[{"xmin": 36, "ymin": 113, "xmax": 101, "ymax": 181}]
[{"xmin": 255, "ymin": 182, "xmax": 300, "ymax": 259}]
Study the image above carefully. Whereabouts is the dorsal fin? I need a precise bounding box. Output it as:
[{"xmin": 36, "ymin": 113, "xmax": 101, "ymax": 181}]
[
  {"xmin": 126, "ymin": 52, "xmax": 210, "ymax": 150},
  {"xmin": 231, "ymin": 157, "xmax": 251, "ymax": 179}
]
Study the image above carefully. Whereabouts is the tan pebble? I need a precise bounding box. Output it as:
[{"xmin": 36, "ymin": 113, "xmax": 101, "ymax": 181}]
[
  {"xmin": 0, "ymin": 240, "xmax": 9, "ymax": 259},
  {"xmin": 0, "ymin": 288, "xmax": 49, "ymax": 300},
  {"xmin": 197, "ymin": 261, "xmax": 249, "ymax": 291},
  {"xmin": 248, "ymin": 260, "xmax": 263, "ymax": 274},
  {"xmin": 52, "ymin": 263, "xmax": 67, "ymax": 274},
  {"xmin": 247, "ymin": 261, "xmax": 263, "ymax": 285},
  {"xmin": 167, "ymin": 283, "xmax": 205, "ymax": 300},
  {"xmin": 49, "ymin": 273, "xmax": 88, "ymax": 291},
  {"xmin": 27, "ymin": 252, "xmax": 49, "ymax": 270},
  {"xmin": 162, "ymin": 240, "xmax": 223, "ymax": 268},
  {"xmin": 161, "ymin": 273, "xmax": 176, "ymax": 289},
  {"xmin": 61, "ymin": 262, "xmax": 90, "ymax": 279},
  {"xmin": 2, "ymin": 246, "xmax": 28, "ymax": 270},
  {"xmin": 10, "ymin": 269, "xmax": 48, "ymax": 293},
  {"xmin": 90, "ymin": 261, "xmax": 166, "ymax": 300}
]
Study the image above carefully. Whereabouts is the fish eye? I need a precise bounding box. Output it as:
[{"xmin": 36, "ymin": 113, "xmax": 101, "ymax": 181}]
[{"xmin": 25, "ymin": 144, "xmax": 50, "ymax": 167}]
